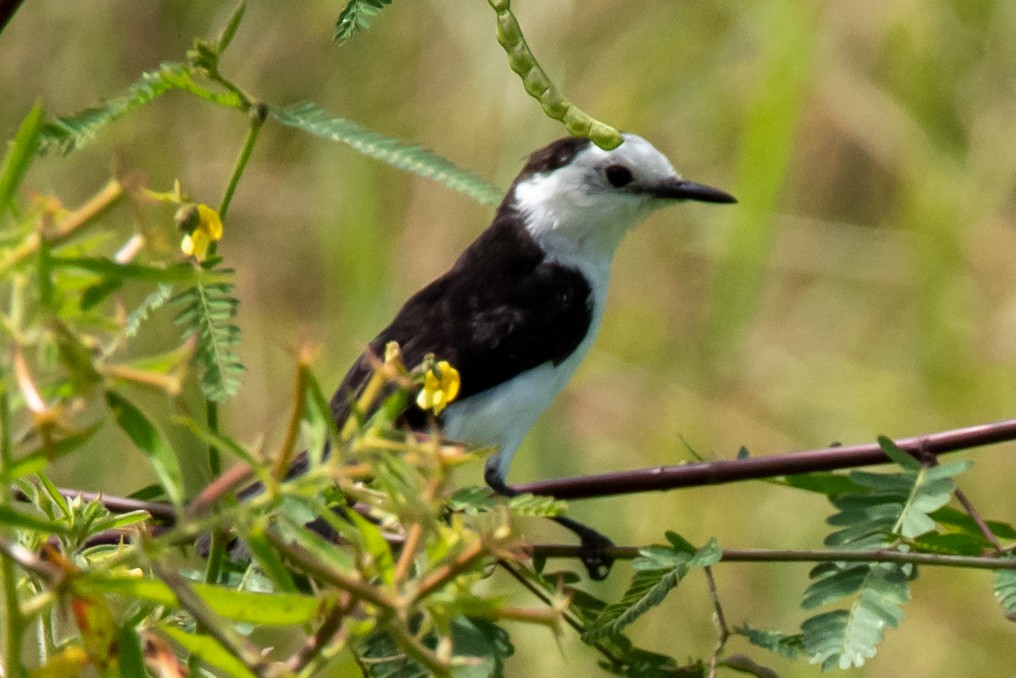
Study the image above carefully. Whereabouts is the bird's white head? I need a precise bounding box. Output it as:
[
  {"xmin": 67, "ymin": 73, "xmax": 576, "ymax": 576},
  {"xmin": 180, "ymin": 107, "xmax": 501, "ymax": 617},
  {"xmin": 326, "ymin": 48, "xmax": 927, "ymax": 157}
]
[{"xmin": 510, "ymin": 133, "xmax": 735, "ymax": 265}]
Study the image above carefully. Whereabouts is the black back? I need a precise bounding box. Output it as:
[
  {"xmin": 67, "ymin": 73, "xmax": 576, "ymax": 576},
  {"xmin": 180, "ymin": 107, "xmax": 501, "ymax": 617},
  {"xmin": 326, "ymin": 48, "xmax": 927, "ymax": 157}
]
[{"xmin": 331, "ymin": 201, "xmax": 594, "ymax": 430}]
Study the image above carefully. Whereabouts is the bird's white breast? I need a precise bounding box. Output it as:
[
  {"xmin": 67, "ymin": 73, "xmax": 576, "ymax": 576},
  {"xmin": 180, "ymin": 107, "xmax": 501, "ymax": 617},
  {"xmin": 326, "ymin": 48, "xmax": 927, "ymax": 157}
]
[{"xmin": 441, "ymin": 252, "xmax": 611, "ymax": 481}]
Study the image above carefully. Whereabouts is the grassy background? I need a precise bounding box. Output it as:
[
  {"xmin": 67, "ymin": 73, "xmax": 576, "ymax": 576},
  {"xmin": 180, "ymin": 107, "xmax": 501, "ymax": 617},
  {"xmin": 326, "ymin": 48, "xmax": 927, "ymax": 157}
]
[{"xmin": 4, "ymin": 0, "xmax": 1016, "ymax": 675}]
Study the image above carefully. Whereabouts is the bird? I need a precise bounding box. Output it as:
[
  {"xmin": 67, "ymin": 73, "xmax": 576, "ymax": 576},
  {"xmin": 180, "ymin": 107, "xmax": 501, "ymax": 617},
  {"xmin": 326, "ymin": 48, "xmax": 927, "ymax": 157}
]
[{"xmin": 329, "ymin": 133, "xmax": 736, "ymax": 579}]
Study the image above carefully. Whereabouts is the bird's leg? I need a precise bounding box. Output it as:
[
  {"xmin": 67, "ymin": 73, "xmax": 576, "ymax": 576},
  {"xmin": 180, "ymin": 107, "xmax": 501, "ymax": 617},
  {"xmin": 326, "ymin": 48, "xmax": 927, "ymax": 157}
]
[{"xmin": 484, "ymin": 460, "xmax": 615, "ymax": 580}]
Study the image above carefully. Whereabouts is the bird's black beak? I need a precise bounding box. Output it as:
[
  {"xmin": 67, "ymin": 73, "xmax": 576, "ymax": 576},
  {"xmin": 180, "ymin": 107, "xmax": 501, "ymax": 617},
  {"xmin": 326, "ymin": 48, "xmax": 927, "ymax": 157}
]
[{"xmin": 649, "ymin": 177, "xmax": 737, "ymax": 204}]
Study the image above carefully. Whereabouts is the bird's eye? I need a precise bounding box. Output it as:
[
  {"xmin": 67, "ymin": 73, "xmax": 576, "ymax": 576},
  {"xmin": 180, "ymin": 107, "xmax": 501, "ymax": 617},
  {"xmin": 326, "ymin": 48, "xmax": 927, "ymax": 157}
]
[{"xmin": 604, "ymin": 165, "xmax": 634, "ymax": 188}]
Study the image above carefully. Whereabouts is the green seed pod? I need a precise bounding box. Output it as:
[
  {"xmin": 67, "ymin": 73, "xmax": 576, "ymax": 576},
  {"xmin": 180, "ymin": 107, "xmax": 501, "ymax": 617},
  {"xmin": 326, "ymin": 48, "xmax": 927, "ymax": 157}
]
[
  {"xmin": 523, "ymin": 68, "xmax": 552, "ymax": 98},
  {"xmin": 495, "ymin": 12, "xmax": 523, "ymax": 48},
  {"xmin": 589, "ymin": 122, "xmax": 623, "ymax": 150},
  {"xmin": 489, "ymin": 0, "xmax": 622, "ymax": 150},
  {"xmin": 508, "ymin": 45, "xmax": 531, "ymax": 75},
  {"xmin": 563, "ymin": 108, "xmax": 593, "ymax": 137}
]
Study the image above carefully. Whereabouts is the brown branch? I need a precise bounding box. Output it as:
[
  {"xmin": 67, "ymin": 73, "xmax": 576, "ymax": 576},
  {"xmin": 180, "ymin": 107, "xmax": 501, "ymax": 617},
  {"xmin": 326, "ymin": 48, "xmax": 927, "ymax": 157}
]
[{"xmin": 514, "ymin": 418, "xmax": 1016, "ymax": 500}]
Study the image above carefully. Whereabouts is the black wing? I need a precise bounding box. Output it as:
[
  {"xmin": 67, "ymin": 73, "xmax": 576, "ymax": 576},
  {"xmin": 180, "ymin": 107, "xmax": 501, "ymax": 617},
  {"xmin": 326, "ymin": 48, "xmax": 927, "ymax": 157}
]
[{"xmin": 331, "ymin": 205, "xmax": 593, "ymax": 429}]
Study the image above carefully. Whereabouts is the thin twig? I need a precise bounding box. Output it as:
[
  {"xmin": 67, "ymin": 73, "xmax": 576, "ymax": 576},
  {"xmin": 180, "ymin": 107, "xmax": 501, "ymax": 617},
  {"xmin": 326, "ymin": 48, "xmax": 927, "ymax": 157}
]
[
  {"xmin": 272, "ymin": 353, "xmax": 310, "ymax": 482},
  {"xmin": 952, "ymin": 487, "xmax": 1004, "ymax": 552},
  {"xmin": 263, "ymin": 530, "xmax": 398, "ymax": 610},
  {"xmin": 530, "ymin": 543, "xmax": 1016, "ymax": 570},
  {"xmin": 150, "ymin": 560, "xmax": 269, "ymax": 675},
  {"xmin": 704, "ymin": 566, "xmax": 729, "ymax": 678},
  {"xmin": 384, "ymin": 616, "xmax": 450, "ymax": 677},
  {"xmin": 0, "ymin": 178, "xmax": 126, "ymax": 277},
  {"xmin": 286, "ymin": 592, "xmax": 356, "ymax": 674},
  {"xmin": 412, "ymin": 539, "xmax": 488, "ymax": 602},
  {"xmin": 496, "ymin": 559, "xmax": 626, "ymax": 669}
]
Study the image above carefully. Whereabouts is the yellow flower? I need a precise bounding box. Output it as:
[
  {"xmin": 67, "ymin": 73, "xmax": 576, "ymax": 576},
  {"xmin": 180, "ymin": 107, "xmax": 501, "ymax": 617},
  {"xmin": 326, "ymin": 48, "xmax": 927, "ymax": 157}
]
[
  {"xmin": 416, "ymin": 360, "xmax": 461, "ymax": 415},
  {"xmin": 178, "ymin": 203, "xmax": 223, "ymax": 261}
]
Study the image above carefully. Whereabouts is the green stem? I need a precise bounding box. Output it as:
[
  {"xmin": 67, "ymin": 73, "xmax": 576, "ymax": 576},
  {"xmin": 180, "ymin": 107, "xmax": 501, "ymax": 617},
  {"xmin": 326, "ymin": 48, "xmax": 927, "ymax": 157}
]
[
  {"xmin": 719, "ymin": 547, "xmax": 1016, "ymax": 570},
  {"xmin": 0, "ymin": 385, "xmax": 24, "ymax": 678},
  {"xmin": 217, "ymin": 102, "xmax": 267, "ymax": 223},
  {"xmin": 530, "ymin": 543, "xmax": 1016, "ymax": 571},
  {"xmin": 203, "ymin": 529, "xmax": 226, "ymax": 585},
  {"xmin": 205, "ymin": 399, "xmax": 221, "ymax": 477},
  {"xmin": 200, "ymin": 103, "xmax": 266, "ymax": 475}
]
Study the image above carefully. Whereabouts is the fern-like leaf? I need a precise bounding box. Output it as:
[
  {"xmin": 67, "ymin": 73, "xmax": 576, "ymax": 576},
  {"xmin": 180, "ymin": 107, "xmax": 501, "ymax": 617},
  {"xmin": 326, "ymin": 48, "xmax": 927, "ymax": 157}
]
[
  {"xmin": 798, "ymin": 439, "xmax": 967, "ymax": 670},
  {"xmin": 825, "ymin": 442, "xmax": 970, "ymax": 549},
  {"xmin": 334, "ymin": 0, "xmax": 394, "ymax": 45},
  {"xmin": 272, "ymin": 102, "xmax": 502, "ymax": 205},
  {"xmin": 737, "ymin": 625, "xmax": 804, "ymax": 659},
  {"xmin": 583, "ymin": 538, "xmax": 720, "ymax": 642},
  {"xmin": 170, "ymin": 259, "xmax": 243, "ymax": 401},
  {"xmin": 801, "ymin": 562, "xmax": 909, "ymax": 670},
  {"xmin": 994, "ymin": 561, "xmax": 1016, "ymax": 621},
  {"xmin": 38, "ymin": 62, "xmax": 243, "ymax": 156},
  {"xmin": 124, "ymin": 284, "xmax": 174, "ymax": 338}
]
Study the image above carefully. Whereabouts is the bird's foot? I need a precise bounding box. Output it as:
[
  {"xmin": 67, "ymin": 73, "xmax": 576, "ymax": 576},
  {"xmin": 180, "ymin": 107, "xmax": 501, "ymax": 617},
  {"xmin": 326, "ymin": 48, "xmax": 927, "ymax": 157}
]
[{"xmin": 553, "ymin": 515, "xmax": 615, "ymax": 580}]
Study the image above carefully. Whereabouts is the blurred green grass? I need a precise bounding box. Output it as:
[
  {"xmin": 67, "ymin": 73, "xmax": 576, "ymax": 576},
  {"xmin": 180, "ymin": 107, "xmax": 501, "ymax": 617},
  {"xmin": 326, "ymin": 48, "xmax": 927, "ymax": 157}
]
[{"xmin": 4, "ymin": 1, "xmax": 1016, "ymax": 675}]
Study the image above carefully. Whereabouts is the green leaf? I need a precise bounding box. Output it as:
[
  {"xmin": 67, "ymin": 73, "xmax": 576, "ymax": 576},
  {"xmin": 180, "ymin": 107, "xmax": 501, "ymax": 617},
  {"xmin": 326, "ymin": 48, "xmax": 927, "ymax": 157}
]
[
  {"xmin": 50, "ymin": 256, "xmax": 218, "ymax": 283},
  {"xmin": 38, "ymin": 63, "xmax": 242, "ymax": 156},
  {"xmin": 448, "ymin": 486, "xmax": 498, "ymax": 514},
  {"xmin": 214, "ymin": 2, "xmax": 246, "ymax": 52},
  {"xmin": 584, "ymin": 539, "xmax": 719, "ymax": 641},
  {"xmin": 2, "ymin": 424, "xmax": 102, "ymax": 482},
  {"xmin": 173, "ymin": 415, "xmax": 262, "ymax": 468},
  {"xmin": 243, "ymin": 522, "xmax": 298, "ymax": 593},
  {"xmin": 80, "ymin": 278, "xmax": 123, "ymax": 311},
  {"xmin": 170, "ymin": 261, "xmax": 244, "ymax": 401},
  {"xmin": 800, "ymin": 563, "xmax": 909, "ymax": 670},
  {"xmin": 160, "ymin": 626, "xmax": 257, "ymax": 678},
  {"xmin": 911, "ymin": 532, "xmax": 989, "ymax": 556},
  {"xmin": 357, "ymin": 616, "xmax": 513, "ymax": 678},
  {"xmin": 115, "ymin": 625, "xmax": 146, "ymax": 678},
  {"xmin": 507, "ymin": 492, "xmax": 566, "ymax": 517},
  {"xmin": 0, "ymin": 101, "xmax": 44, "ymax": 220},
  {"xmin": 0, "ymin": 504, "xmax": 70, "ymax": 534},
  {"xmin": 52, "ymin": 320, "xmax": 102, "ymax": 391},
  {"xmin": 78, "ymin": 574, "xmax": 328, "ymax": 625},
  {"xmin": 90, "ymin": 509, "xmax": 152, "ymax": 534},
  {"xmin": 275, "ymin": 514, "xmax": 357, "ymax": 574},
  {"xmin": 302, "ymin": 368, "xmax": 339, "ymax": 458},
  {"xmin": 105, "ymin": 391, "xmax": 185, "ymax": 509},
  {"xmin": 664, "ymin": 531, "xmax": 698, "ymax": 555},
  {"xmin": 737, "ymin": 625, "xmax": 803, "ymax": 659},
  {"xmin": 877, "ymin": 436, "xmax": 921, "ymax": 471},
  {"xmin": 123, "ymin": 284, "xmax": 174, "ymax": 338},
  {"xmin": 334, "ymin": 0, "xmax": 394, "ymax": 45},
  {"xmin": 583, "ymin": 566, "xmax": 684, "ymax": 642},
  {"xmin": 272, "ymin": 102, "xmax": 502, "ymax": 206},
  {"xmin": 993, "ymin": 560, "xmax": 1016, "ymax": 621},
  {"xmin": 346, "ymin": 508, "xmax": 396, "ymax": 585},
  {"xmin": 930, "ymin": 505, "xmax": 1016, "ymax": 541},
  {"xmin": 779, "ymin": 472, "xmax": 864, "ymax": 497}
]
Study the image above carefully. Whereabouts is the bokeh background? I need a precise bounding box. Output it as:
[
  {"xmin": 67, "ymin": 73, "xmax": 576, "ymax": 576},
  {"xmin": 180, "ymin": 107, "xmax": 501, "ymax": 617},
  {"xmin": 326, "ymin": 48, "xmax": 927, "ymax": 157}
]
[{"xmin": 4, "ymin": 1, "xmax": 1016, "ymax": 675}]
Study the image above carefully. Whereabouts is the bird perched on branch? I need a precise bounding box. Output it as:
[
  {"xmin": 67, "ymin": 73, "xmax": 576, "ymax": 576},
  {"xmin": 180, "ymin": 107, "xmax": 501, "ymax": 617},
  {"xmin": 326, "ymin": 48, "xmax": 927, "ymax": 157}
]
[{"xmin": 331, "ymin": 134, "xmax": 735, "ymax": 579}]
